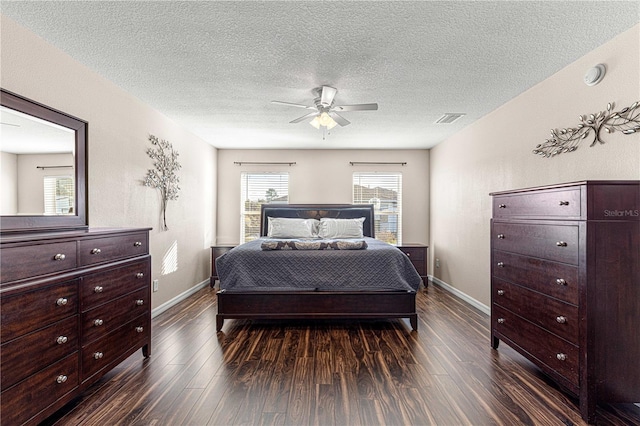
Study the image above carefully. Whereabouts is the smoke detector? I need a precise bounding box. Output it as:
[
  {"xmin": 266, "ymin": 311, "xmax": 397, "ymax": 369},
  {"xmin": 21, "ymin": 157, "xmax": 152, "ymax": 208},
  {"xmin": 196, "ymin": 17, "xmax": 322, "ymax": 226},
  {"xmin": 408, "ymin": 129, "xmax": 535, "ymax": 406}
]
[{"xmin": 584, "ymin": 64, "xmax": 606, "ymax": 86}]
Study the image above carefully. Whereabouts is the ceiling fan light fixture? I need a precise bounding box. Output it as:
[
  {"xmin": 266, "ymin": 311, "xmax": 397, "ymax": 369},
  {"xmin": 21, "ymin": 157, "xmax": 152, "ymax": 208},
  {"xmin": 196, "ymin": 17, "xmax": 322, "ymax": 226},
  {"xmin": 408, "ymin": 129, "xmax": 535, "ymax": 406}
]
[
  {"xmin": 309, "ymin": 112, "xmax": 337, "ymax": 130},
  {"xmin": 309, "ymin": 116, "xmax": 321, "ymax": 129},
  {"xmin": 274, "ymin": 86, "xmax": 376, "ymax": 131}
]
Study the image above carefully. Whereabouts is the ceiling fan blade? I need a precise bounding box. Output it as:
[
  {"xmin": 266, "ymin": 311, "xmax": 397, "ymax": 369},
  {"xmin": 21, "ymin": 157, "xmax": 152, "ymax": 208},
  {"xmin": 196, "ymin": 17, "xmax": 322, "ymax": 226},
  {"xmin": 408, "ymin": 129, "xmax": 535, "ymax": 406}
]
[
  {"xmin": 329, "ymin": 112, "xmax": 350, "ymax": 127},
  {"xmin": 333, "ymin": 103, "xmax": 378, "ymax": 112},
  {"xmin": 290, "ymin": 111, "xmax": 318, "ymax": 124},
  {"xmin": 320, "ymin": 86, "xmax": 338, "ymax": 107},
  {"xmin": 271, "ymin": 101, "xmax": 316, "ymax": 110}
]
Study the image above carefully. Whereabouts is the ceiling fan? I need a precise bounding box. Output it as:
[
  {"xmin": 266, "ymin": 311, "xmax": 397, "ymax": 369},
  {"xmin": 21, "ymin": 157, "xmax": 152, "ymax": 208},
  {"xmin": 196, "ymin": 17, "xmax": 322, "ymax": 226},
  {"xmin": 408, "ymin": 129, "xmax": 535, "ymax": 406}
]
[{"xmin": 271, "ymin": 86, "xmax": 378, "ymax": 130}]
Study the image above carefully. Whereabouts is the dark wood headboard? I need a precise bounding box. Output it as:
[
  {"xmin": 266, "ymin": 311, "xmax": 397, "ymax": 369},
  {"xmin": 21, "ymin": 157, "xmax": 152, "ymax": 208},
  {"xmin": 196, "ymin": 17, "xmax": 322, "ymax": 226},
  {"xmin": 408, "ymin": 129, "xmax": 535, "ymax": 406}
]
[{"xmin": 260, "ymin": 204, "xmax": 375, "ymax": 238}]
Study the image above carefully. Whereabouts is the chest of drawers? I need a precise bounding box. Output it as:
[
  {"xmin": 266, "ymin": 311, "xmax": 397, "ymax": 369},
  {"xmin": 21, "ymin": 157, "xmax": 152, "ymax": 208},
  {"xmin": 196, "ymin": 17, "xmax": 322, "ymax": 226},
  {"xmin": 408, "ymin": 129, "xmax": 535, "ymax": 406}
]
[
  {"xmin": 0, "ymin": 228, "xmax": 151, "ymax": 425},
  {"xmin": 490, "ymin": 181, "xmax": 639, "ymax": 423}
]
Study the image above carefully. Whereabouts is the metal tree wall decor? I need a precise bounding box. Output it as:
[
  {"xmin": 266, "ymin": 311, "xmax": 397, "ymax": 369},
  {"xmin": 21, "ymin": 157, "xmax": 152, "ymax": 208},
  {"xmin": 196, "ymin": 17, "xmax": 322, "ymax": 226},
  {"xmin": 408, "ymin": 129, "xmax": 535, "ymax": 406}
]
[
  {"xmin": 533, "ymin": 101, "xmax": 640, "ymax": 157},
  {"xmin": 143, "ymin": 134, "xmax": 181, "ymax": 230}
]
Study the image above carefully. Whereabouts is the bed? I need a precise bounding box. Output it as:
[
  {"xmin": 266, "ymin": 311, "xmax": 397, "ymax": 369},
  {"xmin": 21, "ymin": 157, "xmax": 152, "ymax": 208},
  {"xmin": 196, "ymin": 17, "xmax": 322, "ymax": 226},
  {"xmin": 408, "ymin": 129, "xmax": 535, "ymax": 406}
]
[{"xmin": 215, "ymin": 204, "xmax": 422, "ymax": 331}]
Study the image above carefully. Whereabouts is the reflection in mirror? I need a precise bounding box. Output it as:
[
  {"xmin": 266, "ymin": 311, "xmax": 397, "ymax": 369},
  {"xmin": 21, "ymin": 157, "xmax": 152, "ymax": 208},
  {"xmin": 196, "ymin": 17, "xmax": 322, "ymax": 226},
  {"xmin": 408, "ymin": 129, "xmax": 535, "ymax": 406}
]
[
  {"xmin": 1, "ymin": 106, "xmax": 76, "ymax": 215},
  {"xmin": 0, "ymin": 88, "xmax": 87, "ymax": 233}
]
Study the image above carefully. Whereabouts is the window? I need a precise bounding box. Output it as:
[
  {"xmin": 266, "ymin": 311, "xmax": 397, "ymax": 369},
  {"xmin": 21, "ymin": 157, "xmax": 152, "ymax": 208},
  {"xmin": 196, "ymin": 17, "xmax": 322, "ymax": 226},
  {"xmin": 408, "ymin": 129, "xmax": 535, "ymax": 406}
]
[
  {"xmin": 44, "ymin": 175, "xmax": 74, "ymax": 215},
  {"xmin": 240, "ymin": 172, "xmax": 289, "ymax": 242},
  {"xmin": 353, "ymin": 172, "xmax": 402, "ymax": 245}
]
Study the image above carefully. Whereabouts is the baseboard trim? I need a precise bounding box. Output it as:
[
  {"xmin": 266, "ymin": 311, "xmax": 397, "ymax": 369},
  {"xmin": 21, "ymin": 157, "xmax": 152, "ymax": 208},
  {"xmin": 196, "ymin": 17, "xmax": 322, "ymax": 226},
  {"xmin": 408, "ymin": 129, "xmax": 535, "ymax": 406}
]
[
  {"xmin": 152, "ymin": 279, "xmax": 210, "ymax": 318},
  {"xmin": 429, "ymin": 275, "xmax": 490, "ymax": 316}
]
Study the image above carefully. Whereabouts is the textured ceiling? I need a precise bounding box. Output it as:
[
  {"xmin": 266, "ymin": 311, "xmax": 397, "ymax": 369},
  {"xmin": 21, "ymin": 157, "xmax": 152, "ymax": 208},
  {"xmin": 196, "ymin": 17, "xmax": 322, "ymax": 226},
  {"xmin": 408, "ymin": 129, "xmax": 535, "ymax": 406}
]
[{"xmin": 2, "ymin": 1, "xmax": 638, "ymax": 150}]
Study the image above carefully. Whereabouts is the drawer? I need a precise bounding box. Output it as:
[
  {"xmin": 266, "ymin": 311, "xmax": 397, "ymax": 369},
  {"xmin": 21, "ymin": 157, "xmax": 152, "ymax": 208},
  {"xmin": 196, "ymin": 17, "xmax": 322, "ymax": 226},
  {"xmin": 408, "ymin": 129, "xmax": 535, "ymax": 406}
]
[
  {"xmin": 0, "ymin": 353, "xmax": 78, "ymax": 426},
  {"xmin": 493, "ymin": 305, "xmax": 579, "ymax": 387},
  {"xmin": 491, "ymin": 251, "xmax": 579, "ymax": 305},
  {"xmin": 78, "ymin": 232, "xmax": 148, "ymax": 266},
  {"xmin": 81, "ymin": 258, "xmax": 150, "ymax": 311},
  {"xmin": 493, "ymin": 187, "xmax": 581, "ymax": 219},
  {"xmin": 1, "ymin": 280, "xmax": 78, "ymax": 343},
  {"xmin": 408, "ymin": 260, "xmax": 425, "ymax": 276},
  {"xmin": 397, "ymin": 246, "xmax": 426, "ymax": 259},
  {"xmin": 81, "ymin": 314, "xmax": 149, "ymax": 381},
  {"xmin": 492, "ymin": 222, "xmax": 580, "ymax": 265},
  {"xmin": 81, "ymin": 287, "xmax": 149, "ymax": 345},
  {"xmin": 493, "ymin": 278, "xmax": 578, "ymax": 344},
  {"xmin": 0, "ymin": 241, "xmax": 77, "ymax": 283},
  {"xmin": 1, "ymin": 315, "xmax": 78, "ymax": 390}
]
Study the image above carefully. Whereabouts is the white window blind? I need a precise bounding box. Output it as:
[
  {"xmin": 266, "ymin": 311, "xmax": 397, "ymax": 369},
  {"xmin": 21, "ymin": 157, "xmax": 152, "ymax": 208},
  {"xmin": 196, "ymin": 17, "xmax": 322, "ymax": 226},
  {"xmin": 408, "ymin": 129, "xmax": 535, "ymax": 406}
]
[
  {"xmin": 353, "ymin": 172, "xmax": 402, "ymax": 245},
  {"xmin": 240, "ymin": 172, "xmax": 289, "ymax": 243},
  {"xmin": 44, "ymin": 176, "xmax": 74, "ymax": 215}
]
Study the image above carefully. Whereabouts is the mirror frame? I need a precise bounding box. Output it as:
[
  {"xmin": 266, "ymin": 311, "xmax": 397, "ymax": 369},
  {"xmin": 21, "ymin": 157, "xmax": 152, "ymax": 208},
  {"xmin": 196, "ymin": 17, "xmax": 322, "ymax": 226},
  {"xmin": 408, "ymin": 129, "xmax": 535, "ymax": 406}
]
[{"xmin": 1, "ymin": 88, "xmax": 88, "ymax": 233}]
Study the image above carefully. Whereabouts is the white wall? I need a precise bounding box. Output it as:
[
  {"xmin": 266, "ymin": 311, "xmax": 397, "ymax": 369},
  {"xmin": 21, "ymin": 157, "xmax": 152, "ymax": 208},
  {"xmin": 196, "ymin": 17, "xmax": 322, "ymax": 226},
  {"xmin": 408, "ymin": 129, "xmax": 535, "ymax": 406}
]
[
  {"xmin": 1, "ymin": 151, "xmax": 18, "ymax": 214},
  {"xmin": 217, "ymin": 149, "xmax": 429, "ymax": 247},
  {"xmin": 1, "ymin": 15, "xmax": 217, "ymax": 308},
  {"xmin": 429, "ymin": 24, "xmax": 640, "ymax": 307},
  {"xmin": 15, "ymin": 153, "xmax": 73, "ymax": 214}
]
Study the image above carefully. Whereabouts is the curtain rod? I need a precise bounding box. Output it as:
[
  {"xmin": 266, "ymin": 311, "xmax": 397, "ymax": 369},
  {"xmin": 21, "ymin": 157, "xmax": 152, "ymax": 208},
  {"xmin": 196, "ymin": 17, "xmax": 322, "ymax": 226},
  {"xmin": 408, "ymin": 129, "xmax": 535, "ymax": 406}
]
[
  {"xmin": 349, "ymin": 162, "xmax": 407, "ymax": 166},
  {"xmin": 234, "ymin": 161, "xmax": 296, "ymax": 166},
  {"xmin": 36, "ymin": 165, "xmax": 73, "ymax": 170}
]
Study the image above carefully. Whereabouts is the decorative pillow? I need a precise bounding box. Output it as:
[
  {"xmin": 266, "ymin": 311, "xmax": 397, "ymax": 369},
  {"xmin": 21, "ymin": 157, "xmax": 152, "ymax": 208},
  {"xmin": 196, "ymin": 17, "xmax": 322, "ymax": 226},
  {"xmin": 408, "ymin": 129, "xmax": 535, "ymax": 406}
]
[
  {"xmin": 267, "ymin": 217, "xmax": 319, "ymax": 238},
  {"xmin": 318, "ymin": 217, "xmax": 365, "ymax": 239},
  {"xmin": 261, "ymin": 239, "xmax": 368, "ymax": 251}
]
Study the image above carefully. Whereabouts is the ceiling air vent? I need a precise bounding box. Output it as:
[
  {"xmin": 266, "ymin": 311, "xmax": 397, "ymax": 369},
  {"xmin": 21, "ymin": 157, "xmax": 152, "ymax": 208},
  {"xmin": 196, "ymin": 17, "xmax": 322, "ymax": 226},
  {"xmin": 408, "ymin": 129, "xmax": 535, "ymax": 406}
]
[{"xmin": 435, "ymin": 113, "xmax": 466, "ymax": 124}]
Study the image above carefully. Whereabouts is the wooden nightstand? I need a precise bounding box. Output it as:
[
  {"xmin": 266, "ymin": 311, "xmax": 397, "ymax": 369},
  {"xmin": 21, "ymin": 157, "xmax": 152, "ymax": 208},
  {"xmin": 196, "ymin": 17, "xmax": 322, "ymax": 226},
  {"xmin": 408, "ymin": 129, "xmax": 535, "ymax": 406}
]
[
  {"xmin": 396, "ymin": 244, "xmax": 429, "ymax": 286},
  {"xmin": 210, "ymin": 245, "xmax": 235, "ymax": 287}
]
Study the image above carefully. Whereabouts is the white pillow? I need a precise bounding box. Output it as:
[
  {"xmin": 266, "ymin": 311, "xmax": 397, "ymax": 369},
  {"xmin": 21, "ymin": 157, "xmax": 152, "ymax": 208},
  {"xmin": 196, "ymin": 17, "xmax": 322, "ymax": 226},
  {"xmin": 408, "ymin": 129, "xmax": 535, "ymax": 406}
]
[
  {"xmin": 318, "ymin": 217, "xmax": 365, "ymax": 239},
  {"xmin": 267, "ymin": 217, "xmax": 319, "ymax": 238}
]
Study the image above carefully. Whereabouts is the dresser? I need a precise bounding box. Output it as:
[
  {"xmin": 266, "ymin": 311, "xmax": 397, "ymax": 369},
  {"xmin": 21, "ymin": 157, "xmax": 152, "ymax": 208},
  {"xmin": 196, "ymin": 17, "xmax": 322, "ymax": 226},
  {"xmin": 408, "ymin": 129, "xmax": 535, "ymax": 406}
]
[
  {"xmin": 490, "ymin": 181, "xmax": 639, "ymax": 423},
  {"xmin": 0, "ymin": 228, "xmax": 152, "ymax": 425}
]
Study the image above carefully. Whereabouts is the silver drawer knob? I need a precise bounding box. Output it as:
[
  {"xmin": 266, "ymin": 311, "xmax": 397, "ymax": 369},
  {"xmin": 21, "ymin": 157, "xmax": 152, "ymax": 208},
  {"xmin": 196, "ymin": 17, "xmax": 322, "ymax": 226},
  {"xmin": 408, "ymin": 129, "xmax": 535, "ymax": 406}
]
[
  {"xmin": 556, "ymin": 316, "xmax": 567, "ymax": 324},
  {"xmin": 91, "ymin": 248, "xmax": 102, "ymax": 254},
  {"xmin": 136, "ymin": 299, "xmax": 144, "ymax": 306},
  {"xmin": 497, "ymin": 290, "xmax": 505, "ymax": 296},
  {"xmin": 135, "ymin": 326, "xmax": 144, "ymax": 333},
  {"xmin": 556, "ymin": 241, "xmax": 568, "ymax": 247},
  {"xmin": 56, "ymin": 375, "xmax": 68, "ymax": 384},
  {"xmin": 54, "ymin": 253, "xmax": 66, "ymax": 261},
  {"xmin": 556, "ymin": 353, "xmax": 567, "ymax": 361},
  {"xmin": 559, "ymin": 201, "xmax": 570, "ymax": 206},
  {"xmin": 497, "ymin": 234, "xmax": 505, "ymax": 239},
  {"xmin": 134, "ymin": 241, "xmax": 142, "ymax": 247},
  {"xmin": 556, "ymin": 278, "xmax": 567, "ymax": 286},
  {"xmin": 56, "ymin": 336, "xmax": 68, "ymax": 345},
  {"xmin": 56, "ymin": 297, "xmax": 68, "ymax": 306},
  {"xmin": 498, "ymin": 204, "xmax": 506, "ymax": 209},
  {"xmin": 93, "ymin": 352, "xmax": 104, "ymax": 360},
  {"xmin": 497, "ymin": 262, "xmax": 505, "ymax": 268},
  {"xmin": 93, "ymin": 319, "xmax": 104, "ymax": 326},
  {"xmin": 136, "ymin": 272, "xmax": 145, "ymax": 279},
  {"xmin": 497, "ymin": 318, "xmax": 505, "ymax": 324},
  {"xmin": 94, "ymin": 286, "xmax": 104, "ymax": 293}
]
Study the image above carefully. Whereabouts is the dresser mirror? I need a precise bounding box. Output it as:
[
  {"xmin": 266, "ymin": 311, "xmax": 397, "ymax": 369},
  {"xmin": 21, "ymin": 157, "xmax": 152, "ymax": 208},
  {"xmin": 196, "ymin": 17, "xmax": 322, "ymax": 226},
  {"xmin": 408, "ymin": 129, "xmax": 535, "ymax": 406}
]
[{"xmin": 0, "ymin": 89, "xmax": 87, "ymax": 233}]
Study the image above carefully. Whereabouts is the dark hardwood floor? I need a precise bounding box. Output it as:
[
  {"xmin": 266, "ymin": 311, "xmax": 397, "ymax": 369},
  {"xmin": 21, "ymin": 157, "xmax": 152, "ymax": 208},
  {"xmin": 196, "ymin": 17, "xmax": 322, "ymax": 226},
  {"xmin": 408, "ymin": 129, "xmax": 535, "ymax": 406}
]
[{"xmin": 43, "ymin": 284, "xmax": 640, "ymax": 426}]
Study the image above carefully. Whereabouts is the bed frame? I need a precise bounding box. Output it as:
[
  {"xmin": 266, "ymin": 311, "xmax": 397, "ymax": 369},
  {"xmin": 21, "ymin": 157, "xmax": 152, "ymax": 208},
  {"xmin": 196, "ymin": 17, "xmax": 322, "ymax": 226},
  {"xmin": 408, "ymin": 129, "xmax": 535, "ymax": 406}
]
[{"xmin": 216, "ymin": 204, "xmax": 418, "ymax": 331}]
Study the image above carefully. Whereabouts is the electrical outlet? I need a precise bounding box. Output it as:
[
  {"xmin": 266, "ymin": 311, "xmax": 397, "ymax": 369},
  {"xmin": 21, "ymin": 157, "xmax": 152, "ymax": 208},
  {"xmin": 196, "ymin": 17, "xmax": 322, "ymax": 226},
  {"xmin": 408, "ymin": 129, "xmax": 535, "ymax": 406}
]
[
  {"xmin": 435, "ymin": 258, "xmax": 440, "ymax": 269},
  {"xmin": 153, "ymin": 279, "xmax": 159, "ymax": 292}
]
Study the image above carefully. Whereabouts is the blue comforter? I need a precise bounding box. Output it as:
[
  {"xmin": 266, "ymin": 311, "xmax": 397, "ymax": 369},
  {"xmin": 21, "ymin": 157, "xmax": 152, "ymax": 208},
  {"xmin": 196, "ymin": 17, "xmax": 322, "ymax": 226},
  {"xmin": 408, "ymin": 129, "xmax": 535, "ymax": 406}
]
[{"xmin": 216, "ymin": 237, "xmax": 422, "ymax": 292}]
